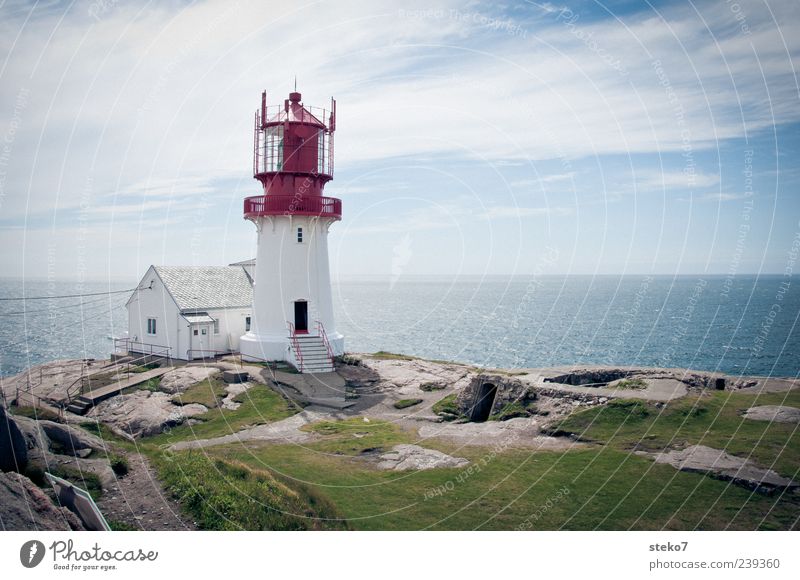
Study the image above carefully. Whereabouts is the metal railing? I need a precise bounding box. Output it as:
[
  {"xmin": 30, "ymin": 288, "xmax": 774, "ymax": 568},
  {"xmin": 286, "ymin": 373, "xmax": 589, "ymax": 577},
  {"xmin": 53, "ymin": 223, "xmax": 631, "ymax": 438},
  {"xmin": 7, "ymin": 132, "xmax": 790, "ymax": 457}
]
[
  {"xmin": 315, "ymin": 320, "xmax": 335, "ymax": 362},
  {"xmin": 114, "ymin": 338, "xmax": 171, "ymax": 358},
  {"xmin": 243, "ymin": 195, "xmax": 342, "ymax": 220},
  {"xmin": 286, "ymin": 321, "xmax": 305, "ymax": 371},
  {"xmin": 63, "ymin": 350, "xmax": 170, "ymax": 404}
]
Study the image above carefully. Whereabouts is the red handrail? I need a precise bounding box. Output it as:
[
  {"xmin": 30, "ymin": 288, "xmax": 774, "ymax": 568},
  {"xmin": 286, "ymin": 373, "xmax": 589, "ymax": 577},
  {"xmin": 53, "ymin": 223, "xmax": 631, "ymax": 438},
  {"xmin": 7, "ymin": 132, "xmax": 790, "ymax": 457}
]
[
  {"xmin": 286, "ymin": 321, "xmax": 305, "ymax": 371},
  {"xmin": 316, "ymin": 320, "xmax": 334, "ymax": 362}
]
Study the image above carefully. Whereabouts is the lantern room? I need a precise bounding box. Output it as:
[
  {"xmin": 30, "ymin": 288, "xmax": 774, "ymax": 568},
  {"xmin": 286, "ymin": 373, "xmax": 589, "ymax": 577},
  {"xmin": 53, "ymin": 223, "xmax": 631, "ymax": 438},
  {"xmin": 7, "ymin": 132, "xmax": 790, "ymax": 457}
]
[{"xmin": 245, "ymin": 90, "xmax": 341, "ymax": 220}]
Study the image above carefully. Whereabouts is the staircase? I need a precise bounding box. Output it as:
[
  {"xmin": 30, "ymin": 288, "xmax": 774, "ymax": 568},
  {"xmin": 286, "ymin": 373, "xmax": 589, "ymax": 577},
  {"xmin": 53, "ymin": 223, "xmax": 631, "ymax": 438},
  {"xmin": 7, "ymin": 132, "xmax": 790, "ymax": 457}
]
[
  {"xmin": 290, "ymin": 334, "xmax": 334, "ymax": 373},
  {"xmin": 66, "ymin": 396, "xmax": 94, "ymax": 416}
]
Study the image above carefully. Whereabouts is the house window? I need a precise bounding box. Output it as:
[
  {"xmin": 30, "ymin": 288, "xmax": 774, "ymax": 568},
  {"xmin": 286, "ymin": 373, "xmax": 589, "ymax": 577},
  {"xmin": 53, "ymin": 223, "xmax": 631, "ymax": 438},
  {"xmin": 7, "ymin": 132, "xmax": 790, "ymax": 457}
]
[
  {"xmin": 213, "ymin": 319, "xmax": 220, "ymax": 334},
  {"xmin": 245, "ymin": 316, "xmax": 251, "ymax": 332},
  {"xmin": 147, "ymin": 318, "xmax": 157, "ymax": 335},
  {"xmin": 201, "ymin": 328, "xmax": 207, "ymax": 335},
  {"xmin": 297, "ymin": 227, "xmax": 303, "ymax": 243},
  {"xmin": 193, "ymin": 329, "xmax": 198, "ymax": 336}
]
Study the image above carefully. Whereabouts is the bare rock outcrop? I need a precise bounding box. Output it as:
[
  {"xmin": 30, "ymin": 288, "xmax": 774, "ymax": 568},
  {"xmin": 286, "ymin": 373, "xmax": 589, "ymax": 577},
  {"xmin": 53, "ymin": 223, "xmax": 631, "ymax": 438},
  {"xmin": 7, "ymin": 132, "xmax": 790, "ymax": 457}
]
[
  {"xmin": 158, "ymin": 366, "xmax": 220, "ymax": 394},
  {"xmin": 742, "ymin": 406, "xmax": 800, "ymax": 424},
  {"xmin": 88, "ymin": 390, "xmax": 207, "ymax": 438},
  {"xmin": 651, "ymin": 445, "xmax": 797, "ymax": 493},
  {"xmin": 0, "ymin": 471, "xmax": 85, "ymax": 531},
  {"xmin": 375, "ymin": 444, "xmax": 469, "ymax": 471}
]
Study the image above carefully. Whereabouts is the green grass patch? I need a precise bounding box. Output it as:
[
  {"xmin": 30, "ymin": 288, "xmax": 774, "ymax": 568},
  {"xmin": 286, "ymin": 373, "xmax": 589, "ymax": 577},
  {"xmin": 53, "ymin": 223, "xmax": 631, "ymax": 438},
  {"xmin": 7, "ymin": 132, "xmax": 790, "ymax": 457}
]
[
  {"xmin": 302, "ymin": 417, "xmax": 406, "ymax": 455},
  {"xmin": 490, "ymin": 401, "xmax": 535, "ymax": 421},
  {"xmin": 171, "ymin": 376, "xmax": 227, "ymax": 408},
  {"xmin": 206, "ymin": 443, "xmax": 799, "ymax": 531},
  {"xmin": 614, "ymin": 378, "xmax": 648, "ymax": 390},
  {"xmin": 432, "ymin": 394, "xmax": 463, "ymax": 421},
  {"xmin": 551, "ymin": 390, "xmax": 800, "ymax": 478},
  {"xmin": 109, "ymin": 454, "xmax": 129, "ymax": 476},
  {"xmin": 371, "ymin": 351, "xmax": 417, "ymax": 361},
  {"xmin": 11, "ymin": 405, "xmax": 62, "ymax": 422},
  {"xmin": 153, "ymin": 452, "xmax": 347, "ymax": 530},
  {"xmin": 420, "ymin": 382, "xmax": 446, "ymax": 392},
  {"xmin": 394, "ymin": 398, "xmax": 423, "ymax": 409},
  {"xmin": 145, "ymin": 385, "xmax": 297, "ymax": 445},
  {"xmin": 129, "ymin": 363, "xmax": 160, "ymax": 373},
  {"xmin": 49, "ymin": 466, "xmax": 104, "ymax": 500}
]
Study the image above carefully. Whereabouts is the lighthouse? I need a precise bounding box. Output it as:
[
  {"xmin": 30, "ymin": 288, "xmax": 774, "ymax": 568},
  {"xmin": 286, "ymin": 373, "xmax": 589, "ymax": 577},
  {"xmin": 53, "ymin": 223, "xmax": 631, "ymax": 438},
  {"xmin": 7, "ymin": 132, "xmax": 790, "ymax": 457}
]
[{"xmin": 239, "ymin": 89, "xmax": 343, "ymax": 372}]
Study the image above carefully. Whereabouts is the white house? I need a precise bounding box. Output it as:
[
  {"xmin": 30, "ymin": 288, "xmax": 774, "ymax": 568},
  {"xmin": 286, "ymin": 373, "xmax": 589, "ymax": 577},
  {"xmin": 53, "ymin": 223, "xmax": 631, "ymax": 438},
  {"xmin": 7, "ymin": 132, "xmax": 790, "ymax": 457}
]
[{"xmin": 125, "ymin": 264, "xmax": 253, "ymax": 361}]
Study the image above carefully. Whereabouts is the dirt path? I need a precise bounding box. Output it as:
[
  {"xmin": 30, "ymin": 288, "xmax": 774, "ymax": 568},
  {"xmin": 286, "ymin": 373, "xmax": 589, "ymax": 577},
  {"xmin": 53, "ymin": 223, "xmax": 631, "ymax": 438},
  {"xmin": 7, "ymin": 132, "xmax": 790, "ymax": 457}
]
[{"xmin": 95, "ymin": 452, "xmax": 196, "ymax": 530}]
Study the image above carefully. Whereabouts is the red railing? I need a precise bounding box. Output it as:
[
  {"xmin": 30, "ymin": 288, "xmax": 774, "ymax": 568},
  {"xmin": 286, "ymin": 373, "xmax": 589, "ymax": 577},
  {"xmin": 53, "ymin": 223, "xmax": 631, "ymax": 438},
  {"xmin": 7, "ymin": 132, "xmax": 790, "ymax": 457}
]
[
  {"xmin": 315, "ymin": 320, "xmax": 334, "ymax": 362},
  {"xmin": 244, "ymin": 195, "xmax": 342, "ymax": 220},
  {"xmin": 286, "ymin": 321, "xmax": 304, "ymax": 371}
]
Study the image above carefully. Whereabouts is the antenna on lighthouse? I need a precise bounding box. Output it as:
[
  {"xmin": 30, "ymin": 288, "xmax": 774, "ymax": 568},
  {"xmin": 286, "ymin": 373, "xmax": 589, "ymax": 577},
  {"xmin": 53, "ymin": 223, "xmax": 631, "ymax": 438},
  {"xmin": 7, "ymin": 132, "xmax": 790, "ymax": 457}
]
[{"xmin": 294, "ymin": 76, "xmax": 297, "ymax": 92}]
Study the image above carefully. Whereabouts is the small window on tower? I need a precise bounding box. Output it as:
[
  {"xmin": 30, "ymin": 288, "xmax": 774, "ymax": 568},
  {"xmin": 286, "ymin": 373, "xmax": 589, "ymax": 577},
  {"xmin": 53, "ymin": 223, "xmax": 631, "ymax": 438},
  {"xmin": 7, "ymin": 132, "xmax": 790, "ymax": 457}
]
[
  {"xmin": 297, "ymin": 227, "xmax": 303, "ymax": 243},
  {"xmin": 245, "ymin": 316, "xmax": 251, "ymax": 332}
]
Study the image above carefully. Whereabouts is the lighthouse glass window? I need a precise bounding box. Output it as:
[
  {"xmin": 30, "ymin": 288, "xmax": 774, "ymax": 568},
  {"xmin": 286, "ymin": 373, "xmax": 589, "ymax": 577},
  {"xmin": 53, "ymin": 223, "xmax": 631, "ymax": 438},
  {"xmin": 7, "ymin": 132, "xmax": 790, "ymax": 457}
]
[
  {"xmin": 297, "ymin": 227, "xmax": 303, "ymax": 243},
  {"xmin": 263, "ymin": 125, "xmax": 283, "ymax": 172}
]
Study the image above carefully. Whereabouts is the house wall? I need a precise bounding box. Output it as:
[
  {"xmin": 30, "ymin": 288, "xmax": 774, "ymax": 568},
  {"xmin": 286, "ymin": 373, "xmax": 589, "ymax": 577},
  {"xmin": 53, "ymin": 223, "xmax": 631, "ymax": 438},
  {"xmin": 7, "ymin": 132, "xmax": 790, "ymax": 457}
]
[
  {"xmin": 205, "ymin": 307, "xmax": 252, "ymax": 354},
  {"xmin": 126, "ymin": 266, "xmax": 183, "ymax": 359}
]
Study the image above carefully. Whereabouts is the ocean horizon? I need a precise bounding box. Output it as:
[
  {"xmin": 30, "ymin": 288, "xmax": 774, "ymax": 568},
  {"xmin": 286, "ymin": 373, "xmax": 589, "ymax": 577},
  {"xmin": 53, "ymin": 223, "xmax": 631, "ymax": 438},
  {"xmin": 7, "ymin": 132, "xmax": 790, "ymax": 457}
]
[{"xmin": 0, "ymin": 274, "xmax": 796, "ymax": 379}]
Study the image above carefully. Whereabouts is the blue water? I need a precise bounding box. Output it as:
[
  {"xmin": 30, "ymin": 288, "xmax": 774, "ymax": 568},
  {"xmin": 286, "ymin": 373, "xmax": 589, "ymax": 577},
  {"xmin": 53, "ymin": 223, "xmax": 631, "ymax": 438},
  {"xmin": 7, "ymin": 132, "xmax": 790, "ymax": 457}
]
[{"xmin": 1, "ymin": 276, "xmax": 798, "ymax": 378}]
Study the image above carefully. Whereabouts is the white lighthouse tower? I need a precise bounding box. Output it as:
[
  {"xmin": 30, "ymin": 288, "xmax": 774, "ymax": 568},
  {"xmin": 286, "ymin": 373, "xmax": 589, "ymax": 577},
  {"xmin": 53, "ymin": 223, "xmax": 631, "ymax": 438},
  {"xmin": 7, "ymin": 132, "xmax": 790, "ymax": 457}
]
[{"xmin": 239, "ymin": 89, "xmax": 343, "ymax": 372}]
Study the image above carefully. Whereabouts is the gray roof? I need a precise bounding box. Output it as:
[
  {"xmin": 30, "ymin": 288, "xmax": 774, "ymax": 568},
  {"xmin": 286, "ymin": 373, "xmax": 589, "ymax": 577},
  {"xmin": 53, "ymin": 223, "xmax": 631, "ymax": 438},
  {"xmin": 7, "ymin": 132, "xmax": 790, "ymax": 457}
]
[{"xmin": 154, "ymin": 266, "xmax": 253, "ymax": 310}]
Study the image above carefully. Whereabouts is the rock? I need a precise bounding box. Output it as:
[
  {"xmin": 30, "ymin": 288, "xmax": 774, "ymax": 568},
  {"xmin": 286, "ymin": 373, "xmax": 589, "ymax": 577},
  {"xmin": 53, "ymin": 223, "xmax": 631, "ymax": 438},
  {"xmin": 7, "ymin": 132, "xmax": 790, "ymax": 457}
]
[
  {"xmin": 651, "ymin": 445, "xmax": 798, "ymax": 492},
  {"xmin": 88, "ymin": 390, "xmax": 208, "ymax": 438},
  {"xmin": 39, "ymin": 421, "xmax": 105, "ymax": 456},
  {"xmin": 223, "ymin": 370, "xmax": 249, "ymax": 384},
  {"xmin": 742, "ymin": 406, "xmax": 800, "ymax": 424},
  {"xmin": 0, "ymin": 406, "xmax": 28, "ymax": 472},
  {"xmin": 158, "ymin": 367, "xmax": 219, "ymax": 394},
  {"xmin": 0, "ymin": 471, "xmax": 85, "ymax": 530},
  {"xmin": 375, "ymin": 444, "xmax": 469, "ymax": 471}
]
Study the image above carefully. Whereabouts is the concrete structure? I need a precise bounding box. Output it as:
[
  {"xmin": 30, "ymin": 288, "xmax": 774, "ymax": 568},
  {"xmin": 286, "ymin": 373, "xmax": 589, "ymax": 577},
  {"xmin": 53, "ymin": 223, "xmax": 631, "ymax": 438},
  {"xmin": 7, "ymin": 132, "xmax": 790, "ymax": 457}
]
[
  {"xmin": 126, "ymin": 265, "xmax": 253, "ymax": 360},
  {"xmin": 239, "ymin": 89, "xmax": 343, "ymax": 372}
]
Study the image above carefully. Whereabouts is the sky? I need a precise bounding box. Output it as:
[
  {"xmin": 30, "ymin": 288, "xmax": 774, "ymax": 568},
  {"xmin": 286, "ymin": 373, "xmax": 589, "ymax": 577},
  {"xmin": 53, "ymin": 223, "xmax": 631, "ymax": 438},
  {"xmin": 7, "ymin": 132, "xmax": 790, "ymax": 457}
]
[{"xmin": 0, "ymin": 0, "xmax": 798, "ymax": 281}]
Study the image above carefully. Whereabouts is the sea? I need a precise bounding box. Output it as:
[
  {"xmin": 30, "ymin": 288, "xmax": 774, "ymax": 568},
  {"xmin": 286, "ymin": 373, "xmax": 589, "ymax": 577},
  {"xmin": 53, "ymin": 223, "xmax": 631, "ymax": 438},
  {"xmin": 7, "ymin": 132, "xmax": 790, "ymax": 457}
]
[{"xmin": 0, "ymin": 275, "xmax": 798, "ymax": 379}]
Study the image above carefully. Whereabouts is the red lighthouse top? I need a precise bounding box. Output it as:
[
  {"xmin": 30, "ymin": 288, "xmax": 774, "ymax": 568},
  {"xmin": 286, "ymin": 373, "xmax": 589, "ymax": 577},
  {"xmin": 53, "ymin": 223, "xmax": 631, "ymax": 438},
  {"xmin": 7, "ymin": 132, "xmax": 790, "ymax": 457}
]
[{"xmin": 244, "ymin": 89, "xmax": 341, "ymax": 221}]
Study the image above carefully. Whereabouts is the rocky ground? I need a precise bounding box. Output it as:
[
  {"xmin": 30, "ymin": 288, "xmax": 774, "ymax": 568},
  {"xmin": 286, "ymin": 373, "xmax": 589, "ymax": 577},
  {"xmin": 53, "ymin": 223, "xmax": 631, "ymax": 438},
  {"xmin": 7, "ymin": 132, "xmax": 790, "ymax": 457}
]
[{"xmin": 2, "ymin": 352, "xmax": 798, "ymax": 530}]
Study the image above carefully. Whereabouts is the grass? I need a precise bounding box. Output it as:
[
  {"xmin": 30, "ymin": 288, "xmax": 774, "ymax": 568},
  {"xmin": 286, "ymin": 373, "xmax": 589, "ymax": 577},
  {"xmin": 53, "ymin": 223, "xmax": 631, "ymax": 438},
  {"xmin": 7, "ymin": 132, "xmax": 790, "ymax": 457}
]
[
  {"xmin": 431, "ymin": 394, "xmax": 463, "ymax": 420},
  {"xmin": 614, "ymin": 378, "xmax": 648, "ymax": 390},
  {"xmin": 206, "ymin": 438, "xmax": 799, "ymax": 531},
  {"xmin": 490, "ymin": 401, "xmax": 535, "ymax": 421},
  {"xmin": 172, "ymin": 376, "xmax": 227, "ymax": 408},
  {"xmin": 371, "ymin": 351, "xmax": 417, "ymax": 361},
  {"xmin": 153, "ymin": 452, "xmax": 347, "ymax": 530},
  {"xmin": 145, "ymin": 384, "xmax": 297, "ymax": 445},
  {"xmin": 11, "ymin": 405, "xmax": 62, "ymax": 422},
  {"xmin": 129, "ymin": 363, "xmax": 160, "ymax": 373},
  {"xmin": 550, "ymin": 390, "xmax": 800, "ymax": 478},
  {"xmin": 49, "ymin": 466, "xmax": 104, "ymax": 500},
  {"xmin": 302, "ymin": 417, "xmax": 403, "ymax": 455},
  {"xmin": 394, "ymin": 398, "xmax": 423, "ymax": 409},
  {"xmin": 420, "ymin": 382, "xmax": 446, "ymax": 392},
  {"xmin": 109, "ymin": 454, "xmax": 129, "ymax": 476}
]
